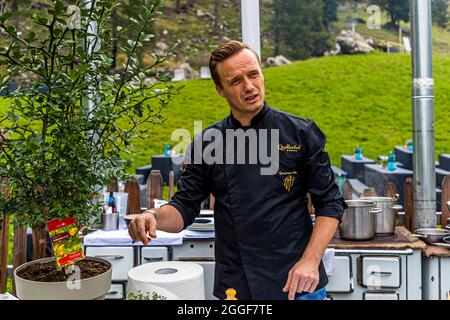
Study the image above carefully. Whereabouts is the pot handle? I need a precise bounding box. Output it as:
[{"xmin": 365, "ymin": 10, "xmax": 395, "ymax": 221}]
[
  {"xmin": 370, "ymin": 208, "xmax": 383, "ymax": 214},
  {"xmin": 392, "ymin": 194, "xmax": 400, "ymax": 201},
  {"xmin": 391, "ymin": 205, "xmax": 403, "ymax": 211}
]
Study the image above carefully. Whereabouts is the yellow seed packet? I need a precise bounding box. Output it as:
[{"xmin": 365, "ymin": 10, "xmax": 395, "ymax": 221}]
[{"xmin": 47, "ymin": 217, "xmax": 84, "ymax": 270}]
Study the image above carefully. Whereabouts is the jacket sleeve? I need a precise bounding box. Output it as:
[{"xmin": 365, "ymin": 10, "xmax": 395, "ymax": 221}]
[
  {"xmin": 303, "ymin": 120, "xmax": 347, "ymax": 222},
  {"xmin": 166, "ymin": 137, "xmax": 210, "ymax": 229}
]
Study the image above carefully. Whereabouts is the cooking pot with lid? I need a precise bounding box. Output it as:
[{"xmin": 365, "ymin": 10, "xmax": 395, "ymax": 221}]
[{"xmin": 361, "ymin": 195, "xmax": 402, "ymax": 235}]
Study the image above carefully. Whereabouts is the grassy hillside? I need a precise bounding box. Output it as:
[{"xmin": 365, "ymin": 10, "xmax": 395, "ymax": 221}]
[
  {"xmin": 1, "ymin": 51, "xmax": 450, "ymax": 170},
  {"xmin": 129, "ymin": 52, "xmax": 450, "ymax": 169}
]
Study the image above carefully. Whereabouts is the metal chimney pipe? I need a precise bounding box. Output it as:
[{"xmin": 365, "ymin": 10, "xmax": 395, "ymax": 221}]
[
  {"xmin": 241, "ymin": 0, "xmax": 261, "ymax": 59},
  {"xmin": 411, "ymin": 0, "xmax": 436, "ymax": 228}
]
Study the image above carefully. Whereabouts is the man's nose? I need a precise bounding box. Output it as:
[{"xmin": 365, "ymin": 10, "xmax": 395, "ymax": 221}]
[{"xmin": 242, "ymin": 77, "xmax": 255, "ymax": 92}]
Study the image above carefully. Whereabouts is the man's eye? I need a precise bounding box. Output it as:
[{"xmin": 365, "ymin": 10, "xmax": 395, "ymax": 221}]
[
  {"xmin": 231, "ymin": 79, "xmax": 240, "ymax": 85},
  {"xmin": 250, "ymin": 72, "xmax": 259, "ymax": 77}
]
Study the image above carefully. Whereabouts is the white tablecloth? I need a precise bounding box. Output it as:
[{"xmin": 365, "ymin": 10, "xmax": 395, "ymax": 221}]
[{"xmin": 83, "ymin": 229, "xmax": 184, "ymax": 246}]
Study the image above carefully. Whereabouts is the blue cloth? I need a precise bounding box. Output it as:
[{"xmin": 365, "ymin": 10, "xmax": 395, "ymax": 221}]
[{"xmin": 295, "ymin": 287, "xmax": 327, "ymax": 300}]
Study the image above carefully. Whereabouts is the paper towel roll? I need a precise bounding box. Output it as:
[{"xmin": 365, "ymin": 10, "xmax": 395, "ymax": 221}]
[{"xmin": 127, "ymin": 261, "xmax": 205, "ymax": 300}]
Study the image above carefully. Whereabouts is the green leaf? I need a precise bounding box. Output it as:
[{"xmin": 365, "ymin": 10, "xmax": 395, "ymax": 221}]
[
  {"xmin": 0, "ymin": 12, "xmax": 12, "ymax": 24},
  {"xmin": 25, "ymin": 32, "xmax": 36, "ymax": 43}
]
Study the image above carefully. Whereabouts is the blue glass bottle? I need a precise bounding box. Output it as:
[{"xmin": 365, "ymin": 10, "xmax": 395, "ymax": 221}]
[
  {"xmin": 407, "ymin": 140, "xmax": 413, "ymax": 152},
  {"xmin": 387, "ymin": 152, "xmax": 397, "ymax": 171},
  {"xmin": 354, "ymin": 146, "xmax": 363, "ymax": 160},
  {"xmin": 164, "ymin": 143, "xmax": 171, "ymax": 157},
  {"xmin": 336, "ymin": 173, "xmax": 346, "ymax": 196}
]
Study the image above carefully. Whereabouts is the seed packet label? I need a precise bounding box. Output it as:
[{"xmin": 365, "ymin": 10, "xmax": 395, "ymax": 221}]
[{"xmin": 47, "ymin": 217, "xmax": 84, "ymax": 270}]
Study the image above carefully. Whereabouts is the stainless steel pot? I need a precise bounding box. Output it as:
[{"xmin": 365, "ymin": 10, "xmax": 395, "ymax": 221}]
[
  {"xmin": 361, "ymin": 195, "xmax": 403, "ymax": 235},
  {"xmin": 339, "ymin": 200, "xmax": 382, "ymax": 240}
]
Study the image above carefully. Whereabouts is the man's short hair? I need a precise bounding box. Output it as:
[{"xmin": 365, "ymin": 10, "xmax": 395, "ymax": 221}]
[{"xmin": 209, "ymin": 40, "xmax": 260, "ymax": 88}]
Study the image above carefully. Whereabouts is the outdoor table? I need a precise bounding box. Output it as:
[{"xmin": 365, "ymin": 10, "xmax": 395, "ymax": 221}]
[
  {"xmin": 364, "ymin": 164, "xmax": 413, "ymax": 206},
  {"xmin": 151, "ymin": 154, "xmax": 184, "ymax": 184},
  {"xmin": 439, "ymin": 154, "xmax": 450, "ymax": 171},
  {"xmin": 394, "ymin": 146, "xmax": 413, "ymax": 170},
  {"xmin": 341, "ymin": 155, "xmax": 376, "ymax": 183}
]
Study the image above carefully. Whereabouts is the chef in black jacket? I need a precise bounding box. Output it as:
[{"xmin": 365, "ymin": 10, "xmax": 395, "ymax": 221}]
[{"xmin": 128, "ymin": 40, "xmax": 346, "ymax": 300}]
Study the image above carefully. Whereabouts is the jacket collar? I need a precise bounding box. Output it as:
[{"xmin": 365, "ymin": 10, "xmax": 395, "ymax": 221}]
[{"xmin": 229, "ymin": 102, "xmax": 270, "ymax": 128}]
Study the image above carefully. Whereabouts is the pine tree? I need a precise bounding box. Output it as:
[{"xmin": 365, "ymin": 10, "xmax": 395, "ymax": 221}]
[
  {"xmin": 432, "ymin": 0, "xmax": 449, "ymax": 29},
  {"xmin": 375, "ymin": 0, "xmax": 410, "ymax": 28},
  {"xmin": 272, "ymin": 0, "xmax": 332, "ymax": 60}
]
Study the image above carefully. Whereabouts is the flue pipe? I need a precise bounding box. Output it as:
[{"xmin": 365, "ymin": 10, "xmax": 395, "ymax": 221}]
[{"xmin": 411, "ymin": 0, "xmax": 436, "ymax": 228}]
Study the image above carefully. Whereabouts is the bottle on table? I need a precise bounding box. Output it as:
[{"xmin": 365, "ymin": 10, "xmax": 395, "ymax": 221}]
[
  {"xmin": 354, "ymin": 145, "xmax": 363, "ymax": 160},
  {"xmin": 387, "ymin": 151, "xmax": 397, "ymax": 171}
]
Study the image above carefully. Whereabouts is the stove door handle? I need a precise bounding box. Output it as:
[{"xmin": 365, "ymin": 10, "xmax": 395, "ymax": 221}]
[{"xmin": 370, "ymin": 271, "xmax": 392, "ymax": 276}]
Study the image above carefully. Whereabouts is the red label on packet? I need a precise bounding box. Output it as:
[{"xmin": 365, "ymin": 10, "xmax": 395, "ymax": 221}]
[{"xmin": 47, "ymin": 217, "xmax": 84, "ymax": 270}]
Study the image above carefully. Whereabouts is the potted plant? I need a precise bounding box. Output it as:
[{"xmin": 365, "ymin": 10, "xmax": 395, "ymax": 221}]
[{"xmin": 0, "ymin": 0, "xmax": 178, "ymax": 299}]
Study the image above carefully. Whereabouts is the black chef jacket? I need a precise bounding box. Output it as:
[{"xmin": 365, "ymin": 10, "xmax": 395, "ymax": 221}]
[{"xmin": 167, "ymin": 102, "xmax": 346, "ymax": 300}]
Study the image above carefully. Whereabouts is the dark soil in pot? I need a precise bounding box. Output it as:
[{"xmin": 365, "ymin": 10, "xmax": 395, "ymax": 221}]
[{"xmin": 16, "ymin": 258, "xmax": 110, "ymax": 282}]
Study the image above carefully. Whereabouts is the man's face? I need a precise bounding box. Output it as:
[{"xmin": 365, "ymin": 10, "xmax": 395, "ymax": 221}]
[{"xmin": 215, "ymin": 49, "xmax": 265, "ymax": 119}]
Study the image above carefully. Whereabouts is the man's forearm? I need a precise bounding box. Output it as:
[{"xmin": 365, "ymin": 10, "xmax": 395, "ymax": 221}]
[
  {"xmin": 152, "ymin": 205, "xmax": 185, "ymax": 233},
  {"xmin": 300, "ymin": 216, "xmax": 339, "ymax": 265}
]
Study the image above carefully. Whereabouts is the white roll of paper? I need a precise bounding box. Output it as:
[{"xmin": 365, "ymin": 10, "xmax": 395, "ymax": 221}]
[{"xmin": 127, "ymin": 261, "xmax": 205, "ymax": 300}]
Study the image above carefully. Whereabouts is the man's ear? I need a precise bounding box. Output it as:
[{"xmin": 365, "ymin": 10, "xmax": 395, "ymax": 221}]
[{"xmin": 215, "ymin": 85, "xmax": 224, "ymax": 97}]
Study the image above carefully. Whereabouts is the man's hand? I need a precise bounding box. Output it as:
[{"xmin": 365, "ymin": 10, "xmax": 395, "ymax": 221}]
[
  {"xmin": 282, "ymin": 258, "xmax": 320, "ymax": 300},
  {"xmin": 128, "ymin": 211, "xmax": 157, "ymax": 245}
]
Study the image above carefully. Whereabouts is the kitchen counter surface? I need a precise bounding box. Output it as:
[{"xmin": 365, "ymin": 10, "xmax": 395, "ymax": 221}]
[
  {"xmin": 329, "ymin": 226, "xmax": 427, "ymax": 251},
  {"xmin": 422, "ymin": 244, "xmax": 450, "ymax": 257}
]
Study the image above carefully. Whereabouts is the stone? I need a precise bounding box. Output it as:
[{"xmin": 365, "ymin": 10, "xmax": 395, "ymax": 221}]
[
  {"xmin": 336, "ymin": 30, "xmax": 374, "ymax": 54},
  {"xmin": 264, "ymin": 55, "xmax": 292, "ymax": 67}
]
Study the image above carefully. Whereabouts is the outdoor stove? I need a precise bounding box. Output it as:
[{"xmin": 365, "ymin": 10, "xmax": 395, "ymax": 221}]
[{"xmin": 326, "ymin": 227, "xmax": 425, "ymax": 300}]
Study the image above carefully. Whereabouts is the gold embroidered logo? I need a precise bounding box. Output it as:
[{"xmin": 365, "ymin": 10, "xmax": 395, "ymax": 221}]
[
  {"xmin": 283, "ymin": 176, "xmax": 295, "ymax": 192},
  {"xmin": 279, "ymin": 171, "xmax": 297, "ymax": 192},
  {"xmin": 278, "ymin": 144, "xmax": 301, "ymax": 152}
]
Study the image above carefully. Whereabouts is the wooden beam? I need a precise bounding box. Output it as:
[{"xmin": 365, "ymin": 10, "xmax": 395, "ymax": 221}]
[
  {"xmin": 404, "ymin": 178, "xmax": 414, "ymax": 231},
  {"xmin": 384, "ymin": 182, "xmax": 396, "ymax": 198},
  {"xmin": 343, "ymin": 180, "xmax": 353, "ymax": 200},
  {"xmin": 124, "ymin": 177, "xmax": 141, "ymax": 215},
  {"xmin": 384, "ymin": 182, "xmax": 399, "ymax": 226},
  {"xmin": 0, "ymin": 214, "xmax": 9, "ymax": 294},
  {"xmin": 362, "ymin": 187, "xmax": 378, "ymax": 197},
  {"xmin": 32, "ymin": 226, "xmax": 46, "ymax": 260},
  {"xmin": 147, "ymin": 170, "xmax": 164, "ymax": 209},
  {"xmin": 12, "ymin": 226, "xmax": 27, "ymax": 295},
  {"xmin": 441, "ymin": 175, "xmax": 450, "ymax": 227},
  {"xmin": 169, "ymin": 171, "xmax": 175, "ymax": 200}
]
